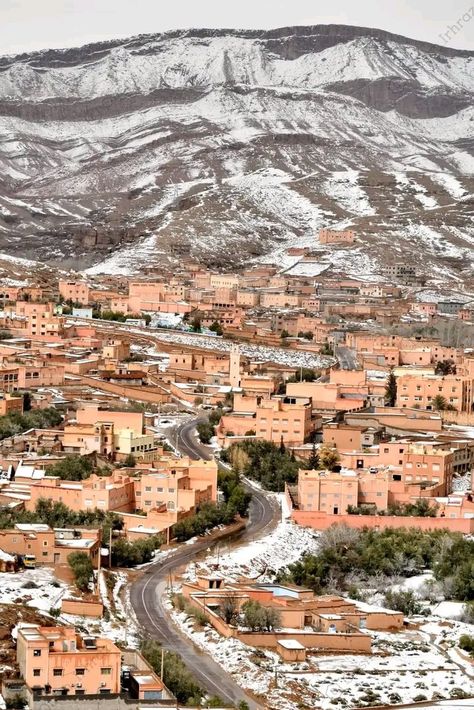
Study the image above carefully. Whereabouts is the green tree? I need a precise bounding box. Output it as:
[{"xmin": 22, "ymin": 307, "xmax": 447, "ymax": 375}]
[
  {"xmin": 319, "ymin": 445, "xmax": 340, "ymax": 471},
  {"xmin": 196, "ymin": 421, "xmax": 214, "ymax": 444},
  {"xmin": 68, "ymin": 551, "xmax": 93, "ymax": 592},
  {"xmin": 140, "ymin": 640, "xmax": 204, "ymax": 704},
  {"xmin": 435, "ymin": 359, "xmax": 456, "ymax": 375},
  {"xmin": 191, "ymin": 316, "xmax": 202, "ymax": 333},
  {"xmin": 123, "ymin": 453, "xmax": 136, "ymax": 468},
  {"xmin": 384, "ymin": 589, "xmax": 422, "ymax": 615},
  {"xmin": 242, "ymin": 600, "xmax": 281, "ymax": 631},
  {"xmin": 209, "ymin": 320, "xmax": 223, "ymax": 336},
  {"xmin": 307, "ymin": 441, "xmax": 320, "ymax": 470},
  {"xmin": 47, "ymin": 455, "xmax": 95, "ymax": 481},
  {"xmin": 432, "ymin": 395, "xmax": 448, "ymax": 411},
  {"xmin": 385, "ymin": 369, "xmax": 397, "ymax": 407}
]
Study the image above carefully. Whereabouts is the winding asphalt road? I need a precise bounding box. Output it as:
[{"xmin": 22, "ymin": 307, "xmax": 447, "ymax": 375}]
[{"xmin": 130, "ymin": 419, "xmax": 279, "ymax": 709}]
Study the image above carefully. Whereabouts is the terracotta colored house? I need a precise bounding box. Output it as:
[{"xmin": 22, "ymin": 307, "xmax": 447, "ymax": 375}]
[{"xmin": 17, "ymin": 626, "xmax": 121, "ymax": 697}]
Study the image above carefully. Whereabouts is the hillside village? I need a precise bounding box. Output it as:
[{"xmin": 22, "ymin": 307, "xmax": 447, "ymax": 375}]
[{"xmin": 0, "ymin": 227, "xmax": 472, "ymax": 709}]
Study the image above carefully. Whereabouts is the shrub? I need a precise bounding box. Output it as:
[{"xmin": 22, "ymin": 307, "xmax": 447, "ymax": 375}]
[
  {"xmin": 242, "ymin": 600, "xmax": 281, "ymax": 632},
  {"xmin": 196, "ymin": 421, "xmax": 214, "ymax": 444},
  {"xmin": 459, "ymin": 635, "xmax": 474, "ymax": 656},
  {"xmin": 111, "ymin": 535, "xmax": 162, "ymax": 567},
  {"xmin": 384, "ymin": 590, "xmax": 423, "ymax": 616},
  {"xmin": 68, "ymin": 551, "xmax": 93, "ymax": 591}
]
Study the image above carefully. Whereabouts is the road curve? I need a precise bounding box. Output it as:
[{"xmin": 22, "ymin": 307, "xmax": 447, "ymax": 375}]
[{"xmin": 130, "ymin": 420, "xmax": 278, "ymax": 709}]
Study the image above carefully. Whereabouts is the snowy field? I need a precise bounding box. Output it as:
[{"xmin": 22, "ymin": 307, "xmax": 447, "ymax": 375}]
[{"xmin": 0, "ymin": 568, "xmax": 67, "ymax": 612}]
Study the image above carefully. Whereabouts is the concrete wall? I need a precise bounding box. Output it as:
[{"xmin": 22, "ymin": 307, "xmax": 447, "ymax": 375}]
[
  {"xmin": 237, "ymin": 631, "xmax": 371, "ymax": 652},
  {"xmin": 78, "ymin": 376, "xmax": 170, "ymax": 405},
  {"xmin": 61, "ymin": 598, "xmax": 103, "ymax": 617},
  {"xmin": 292, "ymin": 511, "xmax": 474, "ymax": 534}
]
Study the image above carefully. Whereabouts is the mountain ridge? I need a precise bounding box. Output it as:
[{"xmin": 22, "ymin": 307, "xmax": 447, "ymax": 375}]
[{"xmin": 0, "ymin": 24, "xmax": 472, "ymax": 283}]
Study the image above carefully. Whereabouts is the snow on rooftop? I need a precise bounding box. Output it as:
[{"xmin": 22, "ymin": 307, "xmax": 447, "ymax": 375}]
[{"xmin": 277, "ymin": 639, "xmax": 305, "ymax": 650}]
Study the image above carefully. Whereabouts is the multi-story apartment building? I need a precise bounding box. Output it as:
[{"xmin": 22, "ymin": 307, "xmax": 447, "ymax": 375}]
[
  {"xmin": 17, "ymin": 626, "xmax": 122, "ymax": 697},
  {"xmin": 396, "ymin": 373, "xmax": 474, "ymax": 412}
]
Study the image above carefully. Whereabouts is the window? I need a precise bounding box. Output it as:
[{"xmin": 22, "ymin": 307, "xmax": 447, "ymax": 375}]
[
  {"xmin": 101, "ymin": 668, "xmax": 112, "ymax": 675},
  {"xmin": 33, "ymin": 669, "xmax": 41, "ymax": 677},
  {"xmin": 75, "ymin": 669, "xmax": 85, "ymax": 676},
  {"xmin": 53, "ymin": 669, "xmax": 63, "ymax": 677},
  {"xmin": 75, "ymin": 690, "xmax": 85, "ymax": 696},
  {"xmin": 33, "ymin": 649, "xmax": 41, "ymax": 657}
]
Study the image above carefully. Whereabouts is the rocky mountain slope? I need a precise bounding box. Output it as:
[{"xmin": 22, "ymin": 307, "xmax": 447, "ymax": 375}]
[{"xmin": 0, "ymin": 25, "xmax": 473, "ymax": 282}]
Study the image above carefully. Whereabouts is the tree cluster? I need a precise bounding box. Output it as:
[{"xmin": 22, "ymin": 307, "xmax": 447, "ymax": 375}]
[
  {"xmin": 0, "ymin": 499, "xmax": 123, "ymax": 542},
  {"xmin": 224, "ymin": 440, "xmax": 300, "ymax": 492},
  {"xmin": 0, "ymin": 407, "xmax": 62, "ymax": 441},
  {"xmin": 241, "ymin": 600, "xmax": 281, "ymax": 632},
  {"xmin": 46, "ymin": 455, "xmax": 95, "ymax": 481},
  {"xmin": 172, "ymin": 501, "xmax": 241, "ymax": 543},
  {"xmin": 111, "ymin": 535, "xmax": 162, "ymax": 567},
  {"xmin": 196, "ymin": 421, "xmax": 214, "ymax": 444},
  {"xmin": 277, "ymin": 525, "xmax": 474, "ymax": 599}
]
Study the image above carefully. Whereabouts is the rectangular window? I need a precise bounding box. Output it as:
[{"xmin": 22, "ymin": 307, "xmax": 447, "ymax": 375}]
[
  {"xmin": 33, "ymin": 669, "xmax": 41, "ymax": 677},
  {"xmin": 75, "ymin": 669, "xmax": 85, "ymax": 676},
  {"xmin": 53, "ymin": 669, "xmax": 63, "ymax": 677},
  {"xmin": 33, "ymin": 649, "xmax": 41, "ymax": 657},
  {"xmin": 101, "ymin": 668, "xmax": 112, "ymax": 675}
]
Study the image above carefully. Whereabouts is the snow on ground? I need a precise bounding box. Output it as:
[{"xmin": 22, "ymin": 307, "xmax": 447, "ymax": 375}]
[
  {"xmin": 0, "ymin": 568, "xmax": 67, "ymax": 612},
  {"xmin": 185, "ymin": 508, "xmax": 320, "ymax": 583},
  {"xmin": 323, "ymin": 170, "xmax": 375, "ymax": 216},
  {"xmin": 431, "ymin": 173, "xmax": 468, "ymax": 199},
  {"xmin": 168, "ymin": 598, "xmax": 474, "ymax": 710},
  {"xmin": 122, "ymin": 324, "xmax": 335, "ymax": 369},
  {"xmin": 61, "ymin": 570, "xmax": 141, "ymax": 648}
]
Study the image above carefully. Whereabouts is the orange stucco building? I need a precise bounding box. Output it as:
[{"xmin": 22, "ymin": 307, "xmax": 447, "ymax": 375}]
[{"xmin": 18, "ymin": 626, "xmax": 121, "ymax": 697}]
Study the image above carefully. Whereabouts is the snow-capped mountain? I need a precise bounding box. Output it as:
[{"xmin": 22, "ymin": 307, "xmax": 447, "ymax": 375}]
[{"xmin": 0, "ymin": 25, "xmax": 473, "ymax": 282}]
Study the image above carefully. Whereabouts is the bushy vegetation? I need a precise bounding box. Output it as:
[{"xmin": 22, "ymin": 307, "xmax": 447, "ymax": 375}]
[
  {"xmin": 173, "ymin": 468, "xmax": 251, "ymax": 542},
  {"xmin": 172, "ymin": 502, "xmax": 239, "ymax": 542},
  {"xmin": 348, "ymin": 499, "xmax": 439, "ymax": 518},
  {"xmin": 111, "ymin": 535, "xmax": 162, "ymax": 567},
  {"xmin": 277, "ymin": 525, "xmax": 474, "ymax": 600},
  {"xmin": 0, "ymin": 499, "xmax": 124, "ymax": 540},
  {"xmin": 222, "ymin": 440, "xmax": 300, "ymax": 491},
  {"xmin": 46, "ymin": 455, "xmax": 96, "ymax": 481},
  {"xmin": 92, "ymin": 310, "xmax": 151, "ymax": 325},
  {"xmin": 196, "ymin": 421, "xmax": 214, "ymax": 444},
  {"xmin": 141, "ymin": 639, "xmax": 205, "ymax": 705},
  {"xmin": 218, "ymin": 467, "xmax": 252, "ymax": 516},
  {"xmin": 242, "ymin": 600, "xmax": 281, "ymax": 632},
  {"xmin": 68, "ymin": 551, "xmax": 94, "ymax": 591},
  {"xmin": 0, "ymin": 407, "xmax": 62, "ymax": 440},
  {"xmin": 384, "ymin": 589, "xmax": 422, "ymax": 615},
  {"xmin": 459, "ymin": 634, "xmax": 474, "ymax": 657}
]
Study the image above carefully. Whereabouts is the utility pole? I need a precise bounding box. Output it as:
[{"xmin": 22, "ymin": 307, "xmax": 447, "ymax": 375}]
[
  {"xmin": 160, "ymin": 648, "xmax": 164, "ymax": 681},
  {"xmin": 109, "ymin": 526, "xmax": 112, "ymax": 569},
  {"xmin": 96, "ymin": 532, "xmax": 101, "ymax": 595}
]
